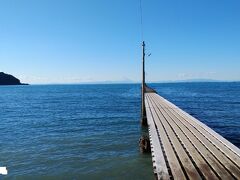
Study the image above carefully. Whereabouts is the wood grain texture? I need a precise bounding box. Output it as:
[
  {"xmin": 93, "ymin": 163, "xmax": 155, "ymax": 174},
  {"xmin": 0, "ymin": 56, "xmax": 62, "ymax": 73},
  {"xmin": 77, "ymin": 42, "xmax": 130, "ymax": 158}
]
[{"xmin": 145, "ymin": 92, "xmax": 240, "ymax": 180}]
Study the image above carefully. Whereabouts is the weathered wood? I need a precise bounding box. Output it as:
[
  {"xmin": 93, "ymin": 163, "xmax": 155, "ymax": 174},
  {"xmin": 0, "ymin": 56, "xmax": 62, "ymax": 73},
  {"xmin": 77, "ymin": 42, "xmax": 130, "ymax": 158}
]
[
  {"xmin": 148, "ymin": 98, "xmax": 187, "ymax": 179},
  {"xmin": 152, "ymin": 94, "xmax": 240, "ymax": 178},
  {"xmin": 145, "ymin": 91, "xmax": 240, "ymax": 180},
  {"xmin": 145, "ymin": 97, "xmax": 169, "ymax": 179},
  {"xmin": 147, "ymin": 95, "xmax": 202, "ymax": 180},
  {"xmin": 156, "ymin": 94, "xmax": 240, "ymax": 157},
  {"xmin": 141, "ymin": 41, "xmax": 147, "ymax": 126},
  {"xmin": 149, "ymin": 94, "xmax": 218, "ymax": 179}
]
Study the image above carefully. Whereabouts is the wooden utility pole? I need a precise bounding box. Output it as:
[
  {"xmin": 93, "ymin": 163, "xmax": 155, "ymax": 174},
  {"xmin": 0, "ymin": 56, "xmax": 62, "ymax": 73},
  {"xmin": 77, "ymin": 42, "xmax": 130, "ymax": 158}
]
[{"xmin": 141, "ymin": 41, "xmax": 147, "ymax": 126}]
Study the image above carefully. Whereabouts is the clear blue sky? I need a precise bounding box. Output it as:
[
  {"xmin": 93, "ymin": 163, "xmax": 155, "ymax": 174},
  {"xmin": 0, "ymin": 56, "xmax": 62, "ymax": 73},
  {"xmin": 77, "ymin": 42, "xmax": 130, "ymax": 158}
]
[{"xmin": 0, "ymin": 0, "xmax": 240, "ymax": 84}]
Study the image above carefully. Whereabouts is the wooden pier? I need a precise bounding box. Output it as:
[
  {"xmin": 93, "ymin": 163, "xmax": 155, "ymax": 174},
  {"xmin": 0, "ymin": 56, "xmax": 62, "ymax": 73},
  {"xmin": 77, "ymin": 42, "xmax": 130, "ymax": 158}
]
[
  {"xmin": 139, "ymin": 41, "xmax": 240, "ymax": 179},
  {"xmin": 144, "ymin": 87, "xmax": 240, "ymax": 179}
]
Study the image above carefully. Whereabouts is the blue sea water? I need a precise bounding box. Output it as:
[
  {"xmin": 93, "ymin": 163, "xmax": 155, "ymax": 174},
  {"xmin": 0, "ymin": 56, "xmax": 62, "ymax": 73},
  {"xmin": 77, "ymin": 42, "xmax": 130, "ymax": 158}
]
[{"xmin": 0, "ymin": 83, "xmax": 240, "ymax": 179}]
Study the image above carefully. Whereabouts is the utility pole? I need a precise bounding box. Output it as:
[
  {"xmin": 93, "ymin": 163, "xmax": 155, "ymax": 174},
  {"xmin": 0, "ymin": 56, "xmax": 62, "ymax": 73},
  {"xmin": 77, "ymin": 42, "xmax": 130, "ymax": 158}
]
[{"xmin": 141, "ymin": 41, "xmax": 147, "ymax": 126}]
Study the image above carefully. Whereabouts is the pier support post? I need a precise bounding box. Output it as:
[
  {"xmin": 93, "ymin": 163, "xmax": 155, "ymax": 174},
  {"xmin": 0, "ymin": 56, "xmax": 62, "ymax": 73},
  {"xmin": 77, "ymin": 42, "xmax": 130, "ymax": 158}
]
[
  {"xmin": 141, "ymin": 41, "xmax": 147, "ymax": 126},
  {"xmin": 139, "ymin": 135, "xmax": 150, "ymax": 153}
]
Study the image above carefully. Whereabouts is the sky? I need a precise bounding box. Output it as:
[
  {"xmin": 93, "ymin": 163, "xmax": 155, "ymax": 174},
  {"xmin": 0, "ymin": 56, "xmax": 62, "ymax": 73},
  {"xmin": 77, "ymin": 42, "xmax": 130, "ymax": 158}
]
[{"xmin": 0, "ymin": 0, "xmax": 240, "ymax": 84}]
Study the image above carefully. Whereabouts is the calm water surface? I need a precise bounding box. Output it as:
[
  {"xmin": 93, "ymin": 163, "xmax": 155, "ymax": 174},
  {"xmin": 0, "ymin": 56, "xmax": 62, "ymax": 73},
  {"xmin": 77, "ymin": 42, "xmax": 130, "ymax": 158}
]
[{"xmin": 0, "ymin": 83, "xmax": 240, "ymax": 179}]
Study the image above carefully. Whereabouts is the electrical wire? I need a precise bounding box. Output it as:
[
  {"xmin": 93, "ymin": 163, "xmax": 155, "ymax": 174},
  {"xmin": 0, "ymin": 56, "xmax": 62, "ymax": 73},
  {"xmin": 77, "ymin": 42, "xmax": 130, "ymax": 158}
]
[{"xmin": 139, "ymin": 0, "xmax": 144, "ymax": 42}]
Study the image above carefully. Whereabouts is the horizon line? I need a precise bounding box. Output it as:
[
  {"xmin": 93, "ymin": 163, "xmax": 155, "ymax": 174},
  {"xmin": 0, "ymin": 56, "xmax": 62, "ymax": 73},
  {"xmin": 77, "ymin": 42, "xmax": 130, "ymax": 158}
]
[{"xmin": 27, "ymin": 79, "xmax": 240, "ymax": 85}]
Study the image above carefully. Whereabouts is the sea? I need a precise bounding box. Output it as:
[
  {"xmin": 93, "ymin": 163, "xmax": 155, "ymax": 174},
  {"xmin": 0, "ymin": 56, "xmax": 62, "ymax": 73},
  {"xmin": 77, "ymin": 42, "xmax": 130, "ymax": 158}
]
[{"xmin": 0, "ymin": 82, "xmax": 240, "ymax": 180}]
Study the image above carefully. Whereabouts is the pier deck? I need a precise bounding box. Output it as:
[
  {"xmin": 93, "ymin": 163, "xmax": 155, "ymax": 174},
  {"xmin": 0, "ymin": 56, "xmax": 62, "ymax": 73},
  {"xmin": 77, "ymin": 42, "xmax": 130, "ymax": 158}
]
[{"xmin": 145, "ymin": 90, "xmax": 240, "ymax": 179}]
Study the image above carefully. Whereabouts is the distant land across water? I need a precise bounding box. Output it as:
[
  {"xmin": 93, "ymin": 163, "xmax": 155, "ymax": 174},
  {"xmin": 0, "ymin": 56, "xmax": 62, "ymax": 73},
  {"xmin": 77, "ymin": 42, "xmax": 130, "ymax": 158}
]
[
  {"xmin": 34, "ymin": 79, "xmax": 239, "ymax": 85},
  {"xmin": 1, "ymin": 72, "xmax": 239, "ymax": 85},
  {"xmin": 0, "ymin": 72, "xmax": 28, "ymax": 85},
  {"xmin": 74, "ymin": 79, "xmax": 238, "ymax": 85},
  {"xmin": 152, "ymin": 79, "xmax": 239, "ymax": 83}
]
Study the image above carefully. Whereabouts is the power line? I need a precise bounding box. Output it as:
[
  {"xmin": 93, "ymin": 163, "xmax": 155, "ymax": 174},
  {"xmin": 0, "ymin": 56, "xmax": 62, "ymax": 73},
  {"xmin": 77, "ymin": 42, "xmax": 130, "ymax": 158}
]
[{"xmin": 139, "ymin": 0, "xmax": 144, "ymax": 41}]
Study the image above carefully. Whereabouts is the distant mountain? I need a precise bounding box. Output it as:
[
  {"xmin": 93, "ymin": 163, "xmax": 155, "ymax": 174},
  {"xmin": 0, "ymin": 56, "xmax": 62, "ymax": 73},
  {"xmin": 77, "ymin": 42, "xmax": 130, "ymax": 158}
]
[
  {"xmin": 174, "ymin": 79, "xmax": 222, "ymax": 83},
  {"xmin": 0, "ymin": 72, "xmax": 28, "ymax": 85},
  {"xmin": 150, "ymin": 79, "xmax": 223, "ymax": 83},
  {"xmin": 88, "ymin": 80, "xmax": 136, "ymax": 84},
  {"xmin": 77, "ymin": 79, "xmax": 137, "ymax": 84}
]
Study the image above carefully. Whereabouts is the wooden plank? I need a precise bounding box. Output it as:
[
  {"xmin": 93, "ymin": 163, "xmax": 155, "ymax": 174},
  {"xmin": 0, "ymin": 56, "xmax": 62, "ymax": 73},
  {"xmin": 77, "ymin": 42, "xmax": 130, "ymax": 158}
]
[
  {"xmin": 156, "ymin": 94, "xmax": 240, "ymax": 157},
  {"xmin": 153, "ymin": 93, "xmax": 240, "ymax": 168},
  {"xmin": 145, "ymin": 95, "xmax": 169, "ymax": 179},
  {"xmin": 167, "ymin": 107, "xmax": 240, "ymax": 179},
  {"xmin": 149, "ymin": 94, "xmax": 232, "ymax": 179},
  {"xmin": 147, "ymin": 94, "xmax": 202, "ymax": 180},
  {"xmin": 146, "ymin": 95, "xmax": 187, "ymax": 180},
  {"xmin": 147, "ymin": 93, "xmax": 218, "ymax": 179},
  {"xmin": 150, "ymin": 93, "xmax": 240, "ymax": 179},
  {"xmin": 173, "ymin": 107, "xmax": 240, "ymax": 166}
]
